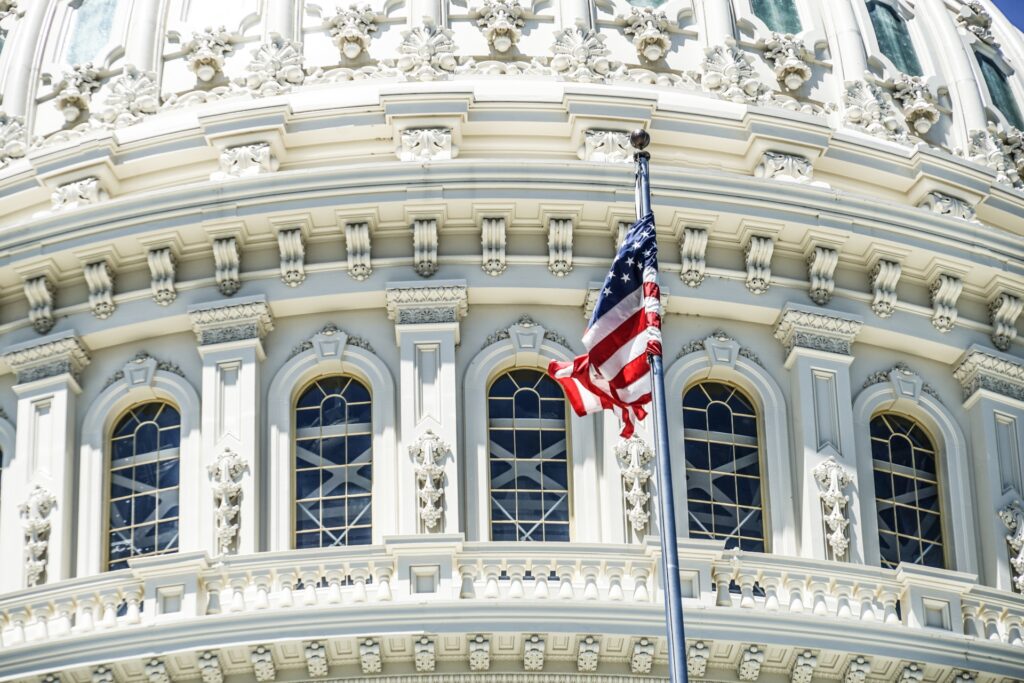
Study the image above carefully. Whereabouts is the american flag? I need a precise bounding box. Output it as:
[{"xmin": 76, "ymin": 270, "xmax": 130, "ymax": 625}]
[{"xmin": 548, "ymin": 213, "xmax": 662, "ymax": 437}]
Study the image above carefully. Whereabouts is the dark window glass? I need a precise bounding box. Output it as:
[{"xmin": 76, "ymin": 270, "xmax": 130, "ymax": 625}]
[
  {"xmin": 752, "ymin": 0, "xmax": 802, "ymax": 34},
  {"xmin": 488, "ymin": 369, "xmax": 570, "ymax": 542},
  {"xmin": 867, "ymin": 1, "xmax": 923, "ymax": 76},
  {"xmin": 295, "ymin": 376, "xmax": 373, "ymax": 547},
  {"xmin": 977, "ymin": 52, "xmax": 1024, "ymax": 129},
  {"xmin": 682, "ymin": 383, "xmax": 766, "ymax": 552},
  {"xmin": 871, "ymin": 413, "xmax": 944, "ymax": 569},
  {"xmin": 108, "ymin": 402, "xmax": 181, "ymax": 570}
]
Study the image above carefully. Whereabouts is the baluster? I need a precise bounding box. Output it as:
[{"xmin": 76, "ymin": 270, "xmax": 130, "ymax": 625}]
[
  {"xmin": 854, "ymin": 586, "xmax": 877, "ymax": 621},
  {"xmin": 483, "ymin": 564, "xmax": 501, "ymax": 599},
  {"xmin": 785, "ymin": 577, "xmax": 806, "ymax": 613},
  {"xmin": 631, "ymin": 566, "xmax": 650, "ymax": 602},
  {"xmin": 276, "ymin": 571, "xmax": 296, "ymax": 608},
  {"xmin": 532, "ymin": 562, "xmax": 551, "ymax": 599},
  {"xmin": 458, "ymin": 564, "xmax": 478, "ymax": 599},
  {"xmin": 1006, "ymin": 617, "xmax": 1023, "ymax": 647},
  {"xmin": 252, "ymin": 573, "xmax": 271, "ymax": 609},
  {"xmin": 301, "ymin": 570, "xmax": 319, "ymax": 605},
  {"xmin": 350, "ymin": 567, "xmax": 369, "ymax": 602},
  {"xmin": 26, "ymin": 604, "xmax": 47, "ymax": 642},
  {"xmin": 75, "ymin": 596, "xmax": 97, "ymax": 634},
  {"xmin": 99, "ymin": 590, "xmax": 120, "ymax": 628},
  {"xmin": 507, "ymin": 562, "xmax": 526, "ymax": 599},
  {"xmin": 878, "ymin": 588, "xmax": 900, "ymax": 625},
  {"xmin": 229, "ymin": 576, "xmax": 247, "ymax": 612},
  {"xmin": 51, "ymin": 600, "xmax": 74, "ymax": 637},
  {"xmin": 9, "ymin": 608, "xmax": 29, "ymax": 644},
  {"xmin": 738, "ymin": 572, "xmax": 756, "ymax": 609},
  {"xmin": 582, "ymin": 565, "xmax": 600, "ymax": 600},
  {"xmin": 326, "ymin": 570, "xmax": 344, "ymax": 604},
  {"xmin": 203, "ymin": 577, "xmax": 223, "ymax": 615},
  {"xmin": 607, "ymin": 565, "xmax": 625, "ymax": 602},
  {"xmin": 834, "ymin": 581, "xmax": 855, "ymax": 619},
  {"xmin": 961, "ymin": 602, "xmax": 984, "ymax": 638},
  {"xmin": 557, "ymin": 564, "xmax": 576, "ymax": 599},
  {"xmin": 714, "ymin": 567, "xmax": 733, "ymax": 607},
  {"xmin": 808, "ymin": 579, "xmax": 829, "ymax": 616},
  {"xmin": 374, "ymin": 566, "xmax": 393, "ymax": 602},
  {"xmin": 123, "ymin": 588, "xmax": 142, "ymax": 624},
  {"xmin": 982, "ymin": 607, "xmax": 1002, "ymax": 641},
  {"xmin": 760, "ymin": 572, "xmax": 781, "ymax": 611}
]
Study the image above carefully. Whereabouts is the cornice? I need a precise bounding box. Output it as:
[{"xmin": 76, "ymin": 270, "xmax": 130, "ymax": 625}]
[
  {"xmin": 0, "ymin": 330, "xmax": 90, "ymax": 384},
  {"xmin": 953, "ymin": 344, "xmax": 1024, "ymax": 403},
  {"xmin": 187, "ymin": 296, "xmax": 274, "ymax": 345},
  {"xmin": 773, "ymin": 304, "xmax": 864, "ymax": 356}
]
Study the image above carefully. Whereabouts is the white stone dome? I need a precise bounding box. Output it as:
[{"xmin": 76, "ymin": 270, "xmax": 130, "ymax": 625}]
[{"xmin": 0, "ymin": 1, "xmax": 1024, "ymax": 682}]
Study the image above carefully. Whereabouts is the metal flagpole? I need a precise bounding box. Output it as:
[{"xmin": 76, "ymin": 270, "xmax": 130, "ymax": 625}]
[{"xmin": 630, "ymin": 129, "xmax": 689, "ymax": 683}]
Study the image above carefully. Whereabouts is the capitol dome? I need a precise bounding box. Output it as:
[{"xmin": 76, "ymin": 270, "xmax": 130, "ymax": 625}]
[{"xmin": 2, "ymin": 0, "xmax": 1024, "ymax": 681}]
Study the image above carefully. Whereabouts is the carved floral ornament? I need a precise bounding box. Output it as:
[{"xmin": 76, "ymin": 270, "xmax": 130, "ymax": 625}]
[
  {"xmin": 327, "ymin": 5, "xmax": 378, "ymax": 60},
  {"xmin": 761, "ymin": 32, "xmax": 813, "ymax": 91},
  {"xmin": 476, "ymin": 0, "xmax": 526, "ymax": 54},
  {"xmin": 409, "ymin": 430, "xmax": 449, "ymax": 531},
  {"xmin": 183, "ymin": 26, "xmax": 235, "ymax": 82},
  {"xmin": 812, "ymin": 458, "xmax": 853, "ymax": 560},
  {"xmin": 622, "ymin": 7, "xmax": 672, "ymax": 63},
  {"xmin": 615, "ymin": 435, "xmax": 653, "ymax": 535},
  {"xmin": 998, "ymin": 500, "xmax": 1024, "ymax": 593},
  {"xmin": 20, "ymin": 485, "xmax": 57, "ymax": 587},
  {"xmin": 208, "ymin": 447, "xmax": 248, "ymax": 555}
]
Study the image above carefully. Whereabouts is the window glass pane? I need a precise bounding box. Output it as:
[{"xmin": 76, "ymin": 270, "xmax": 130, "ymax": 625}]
[
  {"xmin": 871, "ymin": 413, "xmax": 944, "ymax": 569},
  {"xmin": 294, "ymin": 376, "xmax": 373, "ymax": 547},
  {"xmin": 488, "ymin": 369, "xmax": 571, "ymax": 542},
  {"xmin": 66, "ymin": 0, "xmax": 118, "ymax": 65},
  {"xmin": 681, "ymin": 383, "xmax": 766, "ymax": 552},
  {"xmin": 107, "ymin": 402, "xmax": 181, "ymax": 569},
  {"xmin": 752, "ymin": 0, "xmax": 802, "ymax": 34},
  {"xmin": 867, "ymin": 1, "xmax": 923, "ymax": 76},
  {"xmin": 978, "ymin": 53, "xmax": 1024, "ymax": 129}
]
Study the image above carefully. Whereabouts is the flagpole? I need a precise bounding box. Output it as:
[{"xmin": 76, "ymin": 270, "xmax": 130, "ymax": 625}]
[{"xmin": 630, "ymin": 129, "xmax": 689, "ymax": 683}]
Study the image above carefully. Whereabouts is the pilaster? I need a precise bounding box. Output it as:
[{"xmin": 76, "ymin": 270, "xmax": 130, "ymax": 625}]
[
  {"xmin": 0, "ymin": 332, "xmax": 90, "ymax": 591},
  {"xmin": 385, "ymin": 281, "xmax": 467, "ymax": 536},
  {"xmin": 774, "ymin": 305, "xmax": 864, "ymax": 562},
  {"xmin": 954, "ymin": 345, "xmax": 1024, "ymax": 591},
  {"xmin": 189, "ymin": 297, "xmax": 274, "ymax": 557}
]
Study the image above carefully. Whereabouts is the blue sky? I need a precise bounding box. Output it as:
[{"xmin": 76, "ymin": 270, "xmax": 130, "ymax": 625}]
[{"xmin": 993, "ymin": 0, "xmax": 1024, "ymax": 31}]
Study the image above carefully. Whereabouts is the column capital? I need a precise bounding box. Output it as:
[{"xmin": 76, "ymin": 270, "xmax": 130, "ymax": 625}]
[
  {"xmin": 953, "ymin": 345, "xmax": 1024, "ymax": 404},
  {"xmin": 773, "ymin": 304, "xmax": 863, "ymax": 358},
  {"xmin": 1, "ymin": 331, "xmax": 91, "ymax": 385},
  {"xmin": 385, "ymin": 280, "xmax": 468, "ymax": 342},
  {"xmin": 188, "ymin": 296, "xmax": 274, "ymax": 347}
]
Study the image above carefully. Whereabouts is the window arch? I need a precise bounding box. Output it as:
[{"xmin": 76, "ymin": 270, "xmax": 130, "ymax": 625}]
[
  {"xmin": 107, "ymin": 402, "xmax": 181, "ymax": 570},
  {"xmin": 866, "ymin": 1, "xmax": 923, "ymax": 76},
  {"xmin": 870, "ymin": 412, "xmax": 944, "ymax": 569},
  {"xmin": 976, "ymin": 52, "xmax": 1024, "ymax": 129},
  {"xmin": 682, "ymin": 382, "xmax": 766, "ymax": 552},
  {"xmin": 294, "ymin": 375, "xmax": 373, "ymax": 549},
  {"xmin": 752, "ymin": 0, "xmax": 802, "ymax": 34},
  {"xmin": 488, "ymin": 369, "xmax": 570, "ymax": 542}
]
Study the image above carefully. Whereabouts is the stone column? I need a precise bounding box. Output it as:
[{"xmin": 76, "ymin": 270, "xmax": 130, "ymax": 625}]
[
  {"xmin": 953, "ymin": 346, "xmax": 1024, "ymax": 592},
  {"xmin": 409, "ymin": 0, "xmax": 445, "ymax": 26},
  {"xmin": 826, "ymin": 0, "xmax": 870, "ymax": 84},
  {"xmin": 774, "ymin": 305, "xmax": 864, "ymax": 563},
  {"xmin": 385, "ymin": 280, "xmax": 467, "ymax": 536},
  {"xmin": 919, "ymin": 0, "xmax": 988, "ymax": 136},
  {"xmin": 2, "ymin": 0, "xmax": 47, "ymax": 117},
  {"xmin": 265, "ymin": 0, "xmax": 299, "ymax": 41},
  {"xmin": 188, "ymin": 296, "xmax": 274, "ymax": 557},
  {"xmin": 125, "ymin": 0, "xmax": 161, "ymax": 70},
  {"xmin": 0, "ymin": 333, "xmax": 90, "ymax": 591},
  {"xmin": 698, "ymin": 0, "xmax": 736, "ymax": 45}
]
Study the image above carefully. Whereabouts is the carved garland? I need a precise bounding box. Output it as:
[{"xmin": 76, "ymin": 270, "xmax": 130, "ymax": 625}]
[
  {"xmin": 208, "ymin": 448, "xmax": 248, "ymax": 555},
  {"xmin": 410, "ymin": 431, "xmax": 449, "ymax": 531}
]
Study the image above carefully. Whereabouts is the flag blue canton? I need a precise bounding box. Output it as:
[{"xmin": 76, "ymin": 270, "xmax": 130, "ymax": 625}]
[{"xmin": 589, "ymin": 214, "xmax": 658, "ymax": 330}]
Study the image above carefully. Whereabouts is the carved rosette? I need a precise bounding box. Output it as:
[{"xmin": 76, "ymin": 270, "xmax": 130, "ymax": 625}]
[
  {"xmin": 762, "ymin": 33, "xmax": 812, "ymax": 91},
  {"xmin": 327, "ymin": 5, "xmax": 378, "ymax": 60},
  {"xmin": 395, "ymin": 20, "xmax": 458, "ymax": 81},
  {"xmin": 550, "ymin": 27, "xmax": 621, "ymax": 83},
  {"xmin": 615, "ymin": 436, "xmax": 653, "ymax": 536},
  {"xmin": 0, "ymin": 111, "xmax": 27, "ymax": 167},
  {"xmin": 813, "ymin": 458, "xmax": 853, "ymax": 560},
  {"xmin": 240, "ymin": 37, "xmax": 306, "ymax": 96},
  {"xmin": 890, "ymin": 74, "xmax": 940, "ymax": 136},
  {"xmin": 19, "ymin": 485, "xmax": 57, "ymax": 587},
  {"xmin": 476, "ymin": 0, "xmax": 525, "ymax": 54},
  {"xmin": 97, "ymin": 65, "xmax": 160, "ymax": 128},
  {"xmin": 700, "ymin": 44, "xmax": 765, "ymax": 103},
  {"xmin": 409, "ymin": 430, "xmax": 449, "ymax": 531},
  {"xmin": 208, "ymin": 447, "xmax": 248, "ymax": 555},
  {"xmin": 622, "ymin": 7, "xmax": 671, "ymax": 63},
  {"xmin": 998, "ymin": 500, "xmax": 1024, "ymax": 593}
]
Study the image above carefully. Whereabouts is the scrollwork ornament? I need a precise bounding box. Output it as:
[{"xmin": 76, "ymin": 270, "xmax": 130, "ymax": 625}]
[
  {"xmin": 476, "ymin": 0, "xmax": 525, "ymax": 54},
  {"xmin": 208, "ymin": 448, "xmax": 248, "ymax": 555},
  {"xmin": 410, "ymin": 430, "xmax": 449, "ymax": 531},
  {"xmin": 20, "ymin": 485, "xmax": 57, "ymax": 587},
  {"xmin": 327, "ymin": 5, "xmax": 378, "ymax": 60},
  {"xmin": 999, "ymin": 500, "xmax": 1024, "ymax": 593},
  {"xmin": 957, "ymin": 1, "xmax": 999, "ymax": 47},
  {"xmin": 622, "ymin": 7, "xmax": 671, "ymax": 63},
  {"xmin": 615, "ymin": 436, "xmax": 653, "ymax": 535}
]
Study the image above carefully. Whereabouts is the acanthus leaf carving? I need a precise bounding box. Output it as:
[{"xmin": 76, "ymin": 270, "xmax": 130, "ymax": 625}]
[
  {"xmin": 240, "ymin": 36, "xmax": 306, "ymax": 97},
  {"xmin": 813, "ymin": 457, "xmax": 853, "ymax": 560},
  {"xmin": 394, "ymin": 19, "xmax": 459, "ymax": 81},
  {"xmin": 954, "ymin": 348, "xmax": 1024, "ymax": 402},
  {"xmin": 738, "ymin": 645, "xmax": 765, "ymax": 681},
  {"xmin": 630, "ymin": 638, "xmax": 654, "ymax": 674},
  {"xmin": 899, "ymin": 663, "xmax": 925, "ymax": 683},
  {"xmin": 622, "ymin": 7, "xmax": 671, "ymax": 63},
  {"xmin": 918, "ymin": 192, "xmax": 978, "ymax": 223},
  {"xmin": 345, "ymin": 222, "xmax": 373, "ymax": 280},
  {"xmin": 251, "ymin": 645, "xmax": 276, "ymax": 682},
  {"xmin": 213, "ymin": 236, "xmax": 242, "ymax": 296},
  {"xmin": 929, "ymin": 273, "xmax": 963, "ymax": 333},
  {"xmin": 615, "ymin": 435, "xmax": 653, "ymax": 536},
  {"xmin": 144, "ymin": 659, "xmax": 169, "ymax": 683},
  {"xmin": 481, "ymin": 216, "xmax": 507, "ymax": 276},
  {"xmin": 844, "ymin": 656, "xmax": 871, "ymax": 683},
  {"xmin": 843, "ymin": 80, "xmax": 909, "ymax": 144},
  {"xmin": 869, "ymin": 259, "xmax": 901, "ymax": 318},
  {"xmin": 755, "ymin": 151, "xmax": 818, "ymax": 185},
  {"xmin": 680, "ymin": 227, "xmax": 708, "ymax": 287},
  {"xmin": 147, "ymin": 247, "xmax": 177, "ymax": 306},
  {"xmin": 54, "ymin": 63, "xmax": 102, "ymax": 124},
  {"xmin": 791, "ymin": 651, "xmax": 818, "ymax": 683},
  {"xmin": 989, "ymin": 292, "xmax": 1022, "ymax": 352},
  {"xmin": 359, "ymin": 639, "xmax": 382, "ymax": 674},
  {"xmin": 965, "ymin": 127, "xmax": 1020, "ymax": 187},
  {"xmin": 773, "ymin": 307, "xmax": 863, "ymax": 356},
  {"xmin": 468, "ymin": 635, "xmax": 491, "ymax": 671},
  {"xmin": 807, "ymin": 246, "xmax": 839, "ymax": 306},
  {"xmin": 212, "ymin": 143, "xmax": 279, "ymax": 180},
  {"xmin": 24, "ymin": 275, "xmax": 56, "ymax": 335},
  {"xmin": 410, "ymin": 430, "xmax": 448, "ymax": 531},
  {"xmin": 550, "ymin": 26, "xmax": 623, "ymax": 83},
  {"xmin": 762, "ymin": 32, "xmax": 812, "ymax": 91},
  {"xmin": 998, "ymin": 500, "xmax": 1024, "ymax": 593},
  {"xmin": 84, "ymin": 260, "xmax": 116, "ymax": 320},
  {"xmin": 398, "ymin": 128, "xmax": 454, "ymax": 161},
  {"xmin": 579, "ymin": 129, "xmax": 631, "ymax": 163},
  {"xmin": 197, "ymin": 652, "xmax": 223, "ymax": 683},
  {"xmin": 51, "ymin": 177, "xmax": 107, "ymax": 211},
  {"xmin": 97, "ymin": 65, "xmax": 160, "ymax": 128},
  {"xmin": 576, "ymin": 636, "xmax": 600, "ymax": 672},
  {"xmin": 183, "ymin": 26, "xmax": 235, "ymax": 83},
  {"xmin": 890, "ymin": 74, "xmax": 940, "ymax": 136},
  {"xmin": 0, "ymin": 111, "xmax": 27, "ymax": 167},
  {"xmin": 687, "ymin": 641, "xmax": 709, "ymax": 678},
  {"xmin": 744, "ymin": 235, "xmax": 774, "ymax": 294},
  {"xmin": 414, "ymin": 637, "xmax": 436, "ymax": 673},
  {"xmin": 957, "ymin": 1, "xmax": 999, "ymax": 47},
  {"xmin": 523, "ymin": 635, "xmax": 545, "ymax": 671},
  {"xmin": 304, "ymin": 641, "xmax": 329, "ymax": 678},
  {"xmin": 20, "ymin": 485, "xmax": 57, "ymax": 587},
  {"xmin": 700, "ymin": 42, "xmax": 767, "ymax": 103},
  {"xmin": 548, "ymin": 218, "xmax": 573, "ymax": 276},
  {"xmin": 327, "ymin": 5, "xmax": 378, "ymax": 60},
  {"xmin": 208, "ymin": 447, "xmax": 248, "ymax": 555},
  {"xmin": 276, "ymin": 228, "xmax": 306, "ymax": 287},
  {"xmin": 476, "ymin": 0, "xmax": 525, "ymax": 54}
]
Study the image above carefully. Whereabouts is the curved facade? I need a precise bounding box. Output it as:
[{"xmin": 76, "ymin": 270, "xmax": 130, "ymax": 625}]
[{"xmin": 1, "ymin": 0, "xmax": 1024, "ymax": 681}]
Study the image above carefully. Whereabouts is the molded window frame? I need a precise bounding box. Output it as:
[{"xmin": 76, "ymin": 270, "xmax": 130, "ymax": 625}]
[
  {"xmin": 972, "ymin": 46, "xmax": 1024, "ymax": 130},
  {"xmin": 859, "ymin": 0, "xmax": 928, "ymax": 78}
]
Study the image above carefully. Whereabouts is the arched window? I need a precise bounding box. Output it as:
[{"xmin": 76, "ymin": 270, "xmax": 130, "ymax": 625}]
[
  {"xmin": 108, "ymin": 402, "xmax": 180, "ymax": 570},
  {"xmin": 871, "ymin": 413, "xmax": 944, "ymax": 569},
  {"xmin": 866, "ymin": 1, "xmax": 923, "ymax": 76},
  {"xmin": 752, "ymin": 0, "xmax": 802, "ymax": 34},
  {"xmin": 977, "ymin": 53, "xmax": 1024, "ymax": 129},
  {"xmin": 65, "ymin": 0, "xmax": 118, "ymax": 65},
  {"xmin": 294, "ymin": 376, "xmax": 372, "ymax": 548},
  {"xmin": 682, "ymin": 382, "xmax": 766, "ymax": 552},
  {"xmin": 488, "ymin": 369, "xmax": 570, "ymax": 542}
]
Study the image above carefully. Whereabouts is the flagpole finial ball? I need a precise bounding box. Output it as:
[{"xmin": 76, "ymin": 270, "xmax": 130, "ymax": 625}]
[{"xmin": 629, "ymin": 129, "xmax": 650, "ymax": 151}]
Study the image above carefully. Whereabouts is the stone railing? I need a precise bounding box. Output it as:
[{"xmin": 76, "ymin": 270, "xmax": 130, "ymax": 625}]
[{"xmin": 2, "ymin": 537, "xmax": 1023, "ymax": 656}]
